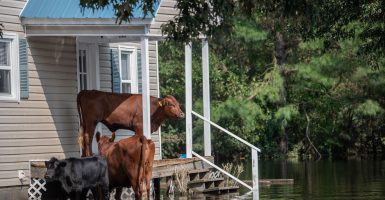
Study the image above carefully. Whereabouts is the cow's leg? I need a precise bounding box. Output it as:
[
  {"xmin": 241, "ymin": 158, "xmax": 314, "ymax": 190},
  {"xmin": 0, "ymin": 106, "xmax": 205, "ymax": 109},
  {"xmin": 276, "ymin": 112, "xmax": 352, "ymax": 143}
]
[
  {"xmin": 132, "ymin": 181, "xmax": 142, "ymax": 200},
  {"xmin": 146, "ymin": 179, "xmax": 151, "ymax": 200},
  {"xmin": 115, "ymin": 187, "xmax": 122, "ymax": 200},
  {"xmin": 90, "ymin": 187, "xmax": 104, "ymax": 200},
  {"xmin": 134, "ymin": 127, "xmax": 144, "ymax": 136},
  {"xmin": 80, "ymin": 189, "xmax": 90, "ymax": 200},
  {"xmin": 97, "ymin": 182, "xmax": 109, "ymax": 200},
  {"xmin": 101, "ymin": 185, "xmax": 109, "ymax": 200},
  {"xmin": 69, "ymin": 191, "xmax": 81, "ymax": 200},
  {"xmin": 83, "ymin": 122, "xmax": 97, "ymax": 157}
]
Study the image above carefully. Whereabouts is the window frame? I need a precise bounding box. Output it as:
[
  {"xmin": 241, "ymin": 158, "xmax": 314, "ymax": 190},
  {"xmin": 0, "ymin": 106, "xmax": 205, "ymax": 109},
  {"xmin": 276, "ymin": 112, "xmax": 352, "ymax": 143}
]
[
  {"xmin": 0, "ymin": 32, "xmax": 19, "ymax": 102},
  {"xmin": 118, "ymin": 46, "xmax": 138, "ymax": 93}
]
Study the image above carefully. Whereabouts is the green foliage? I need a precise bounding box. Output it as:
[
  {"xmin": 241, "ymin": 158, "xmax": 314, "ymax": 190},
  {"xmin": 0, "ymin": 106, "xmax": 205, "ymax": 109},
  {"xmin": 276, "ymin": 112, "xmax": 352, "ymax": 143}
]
[
  {"xmin": 82, "ymin": 0, "xmax": 385, "ymax": 160},
  {"xmin": 79, "ymin": 0, "xmax": 157, "ymax": 23},
  {"xmin": 254, "ymin": 68, "xmax": 285, "ymax": 104},
  {"xmin": 354, "ymin": 100, "xmax": 384, "ymax": 117},
  {"xmin": 274, "ymin": 104, "xmax": 299, "ymax": 130},
  {"xmin": 159, "ymin": 12, "xmax": 385, "ymax": 161}
]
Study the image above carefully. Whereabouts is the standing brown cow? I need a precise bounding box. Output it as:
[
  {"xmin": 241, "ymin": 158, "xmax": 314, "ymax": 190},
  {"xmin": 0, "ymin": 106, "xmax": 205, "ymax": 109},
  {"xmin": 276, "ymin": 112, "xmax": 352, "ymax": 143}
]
[
  {"xmin": 77, "ymin": 90, "xmax": 184, "ymax": 157},
  {"xmin": 96, "ymin": 132, "xmax": 155, "ymax": 200}
]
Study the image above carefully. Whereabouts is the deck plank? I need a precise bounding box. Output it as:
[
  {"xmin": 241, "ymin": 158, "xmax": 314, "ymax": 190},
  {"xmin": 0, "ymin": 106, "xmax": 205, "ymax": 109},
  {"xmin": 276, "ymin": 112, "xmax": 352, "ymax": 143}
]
[{"xmin": 30, "ymin": 157, "xmax": 214, "ymax": 179}]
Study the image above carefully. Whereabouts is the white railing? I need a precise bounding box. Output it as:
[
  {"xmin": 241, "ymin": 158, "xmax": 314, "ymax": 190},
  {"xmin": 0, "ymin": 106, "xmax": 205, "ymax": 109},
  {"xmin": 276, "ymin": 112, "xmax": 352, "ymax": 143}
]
[
  {"xmin": 192, "ymin": 111, "xmax": 261, "ymax": 152},
  {"xmin": 192, "ymin": 151, "xmax": 253, "ymax": 190},
  {"xmin": 190, "ymin": 111, "xmax": 261, "ymax": 197}
]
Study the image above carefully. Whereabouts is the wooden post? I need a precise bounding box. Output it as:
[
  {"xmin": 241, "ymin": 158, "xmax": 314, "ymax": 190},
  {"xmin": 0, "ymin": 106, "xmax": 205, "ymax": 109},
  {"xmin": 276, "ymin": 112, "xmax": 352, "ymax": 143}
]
[
  {"xmin": 141, "ymin": 36, "xmax": 151, "ymax": 139},
  {"xmin": 185, "ymin": 42, "xmax": 192, "ymax": 158},
  {"xmin": 252, "ymin": 148, "xmax": 259, "ymax": 199},
  {"xmin": 202, "ymin": 38, "xmax": 211, "ymax": 156},
  {"xmin": 153, "ymin": 178, "xmax": 161, "ymax": 200}
]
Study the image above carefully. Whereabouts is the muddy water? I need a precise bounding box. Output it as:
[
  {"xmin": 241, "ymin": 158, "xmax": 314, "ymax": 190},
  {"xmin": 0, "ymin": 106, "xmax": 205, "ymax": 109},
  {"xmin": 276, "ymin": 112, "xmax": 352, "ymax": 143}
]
[{"xmin": 160, "ymin": 159, "xmax": 385, "ymax": 200}]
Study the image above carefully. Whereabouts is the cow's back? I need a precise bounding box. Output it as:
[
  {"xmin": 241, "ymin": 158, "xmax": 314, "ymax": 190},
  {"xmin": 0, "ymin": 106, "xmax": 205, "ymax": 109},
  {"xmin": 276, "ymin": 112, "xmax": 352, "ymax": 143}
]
[
  {"xmin": 78, "ymin": 90, "xmax": 142, "ymax": 127},
  {"xmin": 78, "ymin": 90, "xmax": 134, "ymax": 111},
  {"xmin": 60, "ymin": 156, "xmax": 108, "ymax": 192},
  {"xmin": 101, "ymin": 142, "xmax": 133, "ymax": 188},
  {"xmin": 101, "ymin": 136, "xmax": 144, "ymax": 188}
]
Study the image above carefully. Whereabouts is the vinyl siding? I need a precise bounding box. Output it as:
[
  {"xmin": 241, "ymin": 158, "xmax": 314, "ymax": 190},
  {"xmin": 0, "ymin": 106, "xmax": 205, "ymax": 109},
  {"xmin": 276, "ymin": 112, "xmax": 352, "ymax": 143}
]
[
  {"xmin": 0, "ymin": 0, "xmax": 25, "ymax": 34},
  {"xmin": 0, "ymin": 34, "xmax": 79, "ymax": 187},
  {"xmin": 0, "ymin": 0, "xmax": 71, "ymax": 188},
  {"xmin": 150, "ymin": 0, "xmax": 177, "ymax": 35}
]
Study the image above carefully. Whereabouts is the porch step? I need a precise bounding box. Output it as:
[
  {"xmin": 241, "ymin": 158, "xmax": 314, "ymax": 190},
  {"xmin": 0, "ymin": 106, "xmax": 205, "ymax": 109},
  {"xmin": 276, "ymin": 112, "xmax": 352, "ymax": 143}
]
[
  {"xmin": 188, "ymin": 168, "xmax": 209, "ymax": 174},
  {"xmin": 188, "ymin": 168, "xmax": 210, "ymax": 181},
  {"xmin": 188, "ymin": 178, "xmax": 224, "ymax": 185},
  {"xmin": 188, "ymin": 177, "xmax": 225, "ymax": 193},
  {"xmin": 186, "ymin": 168, "xmax": 240, "ymax": 195},
  {"xmin": 202, "ymin": 186, "xmax": 239, "ymax": 194}
]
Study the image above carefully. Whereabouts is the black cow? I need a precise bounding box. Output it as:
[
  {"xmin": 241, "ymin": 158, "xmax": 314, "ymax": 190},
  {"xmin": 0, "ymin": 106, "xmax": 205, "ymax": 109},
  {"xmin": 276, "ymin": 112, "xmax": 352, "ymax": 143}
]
[{"xmin": 44, "ymin": 156, "xmax": 109, "ymax": 200}]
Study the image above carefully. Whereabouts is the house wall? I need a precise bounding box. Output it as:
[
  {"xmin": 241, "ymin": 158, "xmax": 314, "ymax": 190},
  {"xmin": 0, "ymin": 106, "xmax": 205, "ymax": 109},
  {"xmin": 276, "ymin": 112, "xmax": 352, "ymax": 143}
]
[
  {"xmin": 1, "ymin": 0, "xmax": 78, "ymax": 188},
  {"xmin": 0, "ymin": 27, "xmax": 79, "ymax": 190},
  {"xmin": 0, "ymin": 0, "xmax": 171, "ymax": 188}
]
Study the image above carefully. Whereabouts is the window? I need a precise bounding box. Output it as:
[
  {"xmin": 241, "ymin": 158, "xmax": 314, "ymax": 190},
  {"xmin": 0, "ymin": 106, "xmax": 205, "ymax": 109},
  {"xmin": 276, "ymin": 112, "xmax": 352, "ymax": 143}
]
[
  {"xmin": 78, "ymin": 49, "xmax": 87, "ymax": 90},
  {"xmin": 0, "ymin": 33, "xmax": 19, "ymax": 101},
  {"xmin": 119, "ymin": 47, "xmax": 138, "ymax": 93}
]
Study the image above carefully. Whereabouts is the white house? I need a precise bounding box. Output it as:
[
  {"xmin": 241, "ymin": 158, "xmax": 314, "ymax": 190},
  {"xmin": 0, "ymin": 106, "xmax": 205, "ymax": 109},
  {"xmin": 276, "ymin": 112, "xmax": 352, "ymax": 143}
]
[{"xmin": 0, "ymin": 0, "xmax": 178, "ymax": 188}]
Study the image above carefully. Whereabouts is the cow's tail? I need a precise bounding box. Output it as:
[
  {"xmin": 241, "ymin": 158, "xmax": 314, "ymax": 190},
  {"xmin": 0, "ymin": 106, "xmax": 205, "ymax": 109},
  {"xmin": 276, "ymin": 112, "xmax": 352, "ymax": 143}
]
[
  {"xmin": 77, "ymin": 91, "xmax": 84, "ymax": 149},
  {"xmin": 139, "ymin": 135, "xmax": 148, "ymax": 194}
]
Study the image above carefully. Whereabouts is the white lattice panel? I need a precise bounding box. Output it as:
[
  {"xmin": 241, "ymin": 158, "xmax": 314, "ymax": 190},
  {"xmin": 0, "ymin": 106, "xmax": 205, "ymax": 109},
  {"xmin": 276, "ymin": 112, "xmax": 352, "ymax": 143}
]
[
  {"xmin": 28, "ymin": 178, "xmax": 46, "ymax": 200},
  {"xmin": 110, "ymin": 180, "xmax": 155, "ymax": 200},
  {"xmin": 109, "ymin": 187, "xmax": 134, "ymax": 200},
  {"xmin": 28, "ymin": 179, "xmax": 154, "ymax": 200}
]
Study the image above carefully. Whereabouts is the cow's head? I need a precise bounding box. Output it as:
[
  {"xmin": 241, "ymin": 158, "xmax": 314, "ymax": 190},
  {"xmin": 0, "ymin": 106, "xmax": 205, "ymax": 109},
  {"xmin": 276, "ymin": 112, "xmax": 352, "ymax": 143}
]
[
  {"xmin": 96, "ymin": 132, "xmax": 115, "ymax": 154},
  {"xmin": 159, "ymin": 95, "xmax": 185, "ymax": 119},
  {"xmin": 44, "ymin": 157, "xmax": 66, "ymax": 180}
]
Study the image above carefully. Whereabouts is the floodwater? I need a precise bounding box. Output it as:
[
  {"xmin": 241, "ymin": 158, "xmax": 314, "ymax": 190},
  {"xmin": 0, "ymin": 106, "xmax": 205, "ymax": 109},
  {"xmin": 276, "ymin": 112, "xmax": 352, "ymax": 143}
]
[
  {"xmin": 162, "ymin": 159, "xmax": 385, "ymax": 200},
  {"xmin": 246, "ymin": 159, "xmax": 385, "ymax": 199}
]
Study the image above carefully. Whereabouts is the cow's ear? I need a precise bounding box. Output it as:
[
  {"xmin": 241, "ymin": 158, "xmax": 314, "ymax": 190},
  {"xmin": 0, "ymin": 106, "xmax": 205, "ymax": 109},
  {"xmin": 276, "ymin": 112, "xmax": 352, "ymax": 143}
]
[
  {"xmin": 96, "ymin": 132, "xmax": 101, "ymax": 142},
  {"xmin": 110, "ymin": 132, "xmax": 116, "ymax": 142},
  {"xmin": 160, "ymin": 98, "xmax": 169, "ymax": 107},
  {"xmin": 58, "ymin": 161, "xmax": 67, "ymax": 168}
]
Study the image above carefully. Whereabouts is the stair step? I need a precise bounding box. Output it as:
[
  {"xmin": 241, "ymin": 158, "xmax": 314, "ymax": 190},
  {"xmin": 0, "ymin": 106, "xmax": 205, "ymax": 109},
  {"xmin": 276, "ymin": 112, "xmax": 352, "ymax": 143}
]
[
  {"xmin": 202, "ymin": 186, "xmax": 239, "ymax": 194},
  {"xmin": 188, "ymin": 169, "xmax": 211, "ymax": 181},
  {"xmin": 188, "ymin": 168, "xmax": 209, "ymax": 174},
  {"xmin": 188, "ymin": 178, "xmax": 224, "ymax": 185},
  {"xmin": 188, "ymin": 178, "xmax": 225, "ymax": 193}
]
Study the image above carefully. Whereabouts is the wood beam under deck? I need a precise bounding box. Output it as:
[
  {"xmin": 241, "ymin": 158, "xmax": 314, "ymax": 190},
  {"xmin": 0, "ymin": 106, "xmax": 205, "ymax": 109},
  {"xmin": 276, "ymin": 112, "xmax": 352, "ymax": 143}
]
[{"xmin": 30, "ymin": 157, "xmax": 214, "ymax": 179}]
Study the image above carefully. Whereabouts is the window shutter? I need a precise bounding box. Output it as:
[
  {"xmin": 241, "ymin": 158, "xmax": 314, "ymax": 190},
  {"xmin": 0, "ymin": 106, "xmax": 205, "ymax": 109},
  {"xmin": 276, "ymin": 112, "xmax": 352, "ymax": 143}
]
[
  {"xmin": 137, "ymin": 49, "xmax": 142, "ymax": 93},
  {"xmin": 111, "ymin": 48, "xmax": 120, "ymax": 93},
  {"xmin": 19, "ymin": 38, "xmax": 28, "ymax": 99}
]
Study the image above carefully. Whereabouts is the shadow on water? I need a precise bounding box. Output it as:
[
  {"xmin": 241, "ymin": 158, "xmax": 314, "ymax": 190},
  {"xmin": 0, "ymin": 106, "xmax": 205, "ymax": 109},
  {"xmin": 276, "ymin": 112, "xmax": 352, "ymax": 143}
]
[{"xmin": 161, "ymin": 159, "xmax": 385, "ymax": 200}]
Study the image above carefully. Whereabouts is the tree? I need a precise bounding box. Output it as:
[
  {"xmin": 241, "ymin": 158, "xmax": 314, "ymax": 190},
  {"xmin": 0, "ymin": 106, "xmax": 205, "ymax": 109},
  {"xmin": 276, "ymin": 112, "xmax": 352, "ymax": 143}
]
[
  {"xmin": 77, "ymin": 0, "xmax": 385, "ymax": 159},
  {"xmin": 78, "ymin": 0, "xmax": 385, "ymax": 66}
]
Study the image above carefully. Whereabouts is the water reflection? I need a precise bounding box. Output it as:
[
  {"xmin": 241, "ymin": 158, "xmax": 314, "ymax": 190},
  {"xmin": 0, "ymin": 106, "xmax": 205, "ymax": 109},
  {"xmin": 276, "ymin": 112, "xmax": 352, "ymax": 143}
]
[
  {"xmin": 245, "ymin": 159, "xmax": 385, "ymax": 200},
  {"xmin": 160, "ymin": 160, "xmax": 385, "ymax": 200}
]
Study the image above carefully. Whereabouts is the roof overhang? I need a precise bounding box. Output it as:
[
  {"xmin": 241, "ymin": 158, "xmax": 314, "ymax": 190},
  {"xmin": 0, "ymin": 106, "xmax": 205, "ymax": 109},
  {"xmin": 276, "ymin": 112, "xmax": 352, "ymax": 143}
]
[
  {"xmin": 19, "ymin": 0, "xmax": 162, "ymax": 38},
  {"xmin": 22, "ymin": 24, "xmax": 150, "ymax": 37},
  {"xmin": 20, "ymin": 18, "xmax": 154, "ymax": 26}
]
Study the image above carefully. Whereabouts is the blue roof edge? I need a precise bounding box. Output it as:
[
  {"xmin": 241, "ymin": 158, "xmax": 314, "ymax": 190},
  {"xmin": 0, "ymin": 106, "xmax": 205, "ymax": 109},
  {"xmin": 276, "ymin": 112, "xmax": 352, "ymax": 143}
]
[{"xmin": 20, "ymin": 0, "xmax": 161, "ymax": 19}]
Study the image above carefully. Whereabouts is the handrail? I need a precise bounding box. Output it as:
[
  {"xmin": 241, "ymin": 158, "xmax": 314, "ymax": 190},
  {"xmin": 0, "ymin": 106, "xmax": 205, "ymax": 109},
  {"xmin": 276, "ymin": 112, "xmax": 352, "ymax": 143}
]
[
  {"xmin": 192, "ymin": 111, "xmax": 261, "ymax": 152},
  {"xmin": 192, "ymin": 151, "xmax": 252, "ymax": 190}
]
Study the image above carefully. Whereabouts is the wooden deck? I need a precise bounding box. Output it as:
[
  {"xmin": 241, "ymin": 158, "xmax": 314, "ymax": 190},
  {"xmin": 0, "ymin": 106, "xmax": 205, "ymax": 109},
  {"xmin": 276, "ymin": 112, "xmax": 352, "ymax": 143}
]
[{"xmin": 30, "ymin": 157, "xmax": 213, "ymax": 179}]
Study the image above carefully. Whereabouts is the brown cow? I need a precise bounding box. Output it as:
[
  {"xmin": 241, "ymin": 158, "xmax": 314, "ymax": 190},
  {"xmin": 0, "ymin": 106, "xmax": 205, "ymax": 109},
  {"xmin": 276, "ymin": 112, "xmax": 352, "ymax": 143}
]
[
  {"xmin": 77, "ymin": 90, "xmax": 184, "ymax": 157},
  {"xmin": 96, "ymin": 132, "xmax": 155, "ymax": 200}
]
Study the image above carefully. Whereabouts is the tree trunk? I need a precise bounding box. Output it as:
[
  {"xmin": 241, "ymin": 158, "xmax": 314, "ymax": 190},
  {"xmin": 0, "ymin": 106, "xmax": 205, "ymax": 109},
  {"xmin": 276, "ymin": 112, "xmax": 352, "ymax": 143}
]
[
  {"xmin": 305, "ymin": 111, "xmax": 322, "ymax": 160},
  {"xmin": 275, "ymin": 32, "xmax": 289, "ymax": 156}
]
